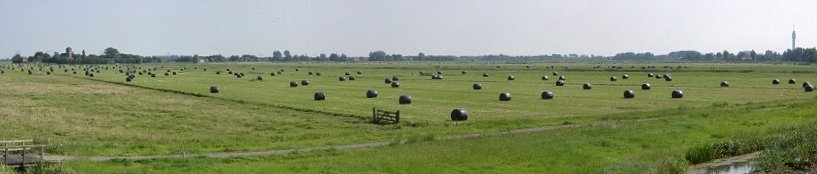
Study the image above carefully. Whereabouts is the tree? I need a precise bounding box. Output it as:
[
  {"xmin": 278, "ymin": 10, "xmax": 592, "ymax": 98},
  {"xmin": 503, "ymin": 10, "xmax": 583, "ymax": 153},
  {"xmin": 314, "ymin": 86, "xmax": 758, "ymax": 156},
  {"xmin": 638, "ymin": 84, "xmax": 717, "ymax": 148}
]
[
  {"xmin": 368, "ymin": 51, "xmax": 387, "ymax": 61},
  {"xmin": 339, "ymin": 54, "xmax": 348, "ymax": 61},
  {"xmin": 329, "ymin": 53, "xmax": 339, "ymax": 61},
  {"xmin": 318, "ymin": 53, "xmax": 327, "ymax": 61},
  {"xmin": 283, "ymin": 50, "xmax": 292, "ymax": 61},
  {"xmin": 272, "ymin": 50, "xmax": 282, "ymax": 61},
  {"xmin": 104, "ymin": 47, "xmax": 120, "ymax": 58},
  {"xmin": 11, "ymin": 54, "xmax": 24, "ymax": 63}
]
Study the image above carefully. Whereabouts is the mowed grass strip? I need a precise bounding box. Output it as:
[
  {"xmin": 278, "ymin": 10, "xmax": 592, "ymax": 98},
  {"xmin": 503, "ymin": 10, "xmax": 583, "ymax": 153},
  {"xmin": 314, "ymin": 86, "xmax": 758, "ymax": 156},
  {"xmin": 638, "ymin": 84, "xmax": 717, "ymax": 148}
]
[{"xmin": 64, "ymin": 97, "xmax": 817, "ymax": 173}]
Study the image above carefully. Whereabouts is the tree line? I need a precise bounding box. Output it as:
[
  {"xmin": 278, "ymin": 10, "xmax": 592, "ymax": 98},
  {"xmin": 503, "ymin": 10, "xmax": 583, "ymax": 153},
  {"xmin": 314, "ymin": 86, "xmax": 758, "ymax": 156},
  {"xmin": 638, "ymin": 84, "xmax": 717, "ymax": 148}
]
[{"xmin": 9, "ymin": 47, "xmax": 817, "ymax": 64}]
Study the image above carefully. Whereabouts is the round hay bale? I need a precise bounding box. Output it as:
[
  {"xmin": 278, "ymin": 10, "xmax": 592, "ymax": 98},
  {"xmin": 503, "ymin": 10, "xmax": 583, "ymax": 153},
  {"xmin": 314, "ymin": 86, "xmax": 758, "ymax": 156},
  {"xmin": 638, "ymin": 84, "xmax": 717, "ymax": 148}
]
[
  {"xmin": 789, "ymin": 78, "xmax": 796, "ymax": 84},
  {"xmin": 357, "ymin": 71, "xmax": 362, "ymax": 75},
  {"xmin": 339, "ymin": 76, "xmax": 346, "ymax": 81},
  {"xmin": 641, "ymin": 83, "xmax": 651, "ymax": 90},
  {"xmin": 301, "ymin": 80, "xmax": 310, "ymax": 85},
  {"xmin": 541, "ymin": 91, "xmax": 554, "ymax": 99},
  {"xmin": 461, "ymin": 71, "xmax": 467, "ymax": 74},
  {"xmin": 623, "ymin": 90, "xmax": 635, "ymax": 98},
  {"xmin": 314, "ymin": 92, "xmax": 326, "ymax": 100},
  {"xmin": 720, "ymin": 81, "xmax": 729, "ymax": 87},
  {"xmin": 610, "ymin": 76, "xmax": 617, "ymax": 81},
  {"xmin": 151, "ymin": 74, "xmax": 156, "ymax": 77},
  {"xmin": 216, "ymin": 71, "xmax": 221, "ymax": 74},
  {"xmin": 89, "ymin": 73, "xmax": 94, "ymax": 77},
  {"xmin": 507, "ymin": 75, "xmax": 515, "ymax": 80},
  {"xmin": 366, "ymin": 89, "xmax": 378, "ymax": 98},
  {"xmin": 165, "ymin": 72, "xmax": 170, "ymax": 76},
  {"xmin": 210, "ymin": 86, "xmax": 219, "ymax": 93},
  {"xmin": 257, "ymin": 76, "xmax": 264, "ymax": 81},
  {"xmin": 385, "ymin": 78, "xmax": 392, "ymax": 84},
  {"xmin": 252, "ymin": 67, "xmax": 256, "ymax": 70},
  {"xmin": 664, "ymin": 76, "xmax": 673, "ymax": 81},
  {"xmin": 290, "ymin": 81, "xmax": 298, "ymax": 87},
  {"xmin": 552, "ymin": 71, "xmax": 558, "ymax": 76},
  {"xmin": 622, "ymin": 74, "xmax": 629, "ymax": 79},
  {"xmin": 582, "ymin": 83, "xmax": 592, "ymax": 90},
  {"xmin": 125, "ymin": 77, "xmax": 132, "ymax": 82},
  {"xmin": 805, "ymin": 84, "xmax": 815, "ymax": 92},
  {"xmin": 392, "ymin": 76, "xmax": 399, "ymax": 81},
  {"xmin": 316, "ymin": 72, "xmax": 321, "ymax": 76},
  {"xmin": 450, "ymin": 109, "xmax": 468, "ymax": 121},
  {"xmin": 345, "ymin": 72, "xmax": 351, "ymax": 75},
  {"xmin": 558, "ymin": 76, "xmax": 566, "ymax": 81},
  {"xmin": 391, "ymin": 81, "xmax": 400, "ymax": 88},
  {"xmin": 308, "ymin": 72, "xmax": 313, "ymax": 75},
  {"xmin": 295, "ymin": 68, "xmax": 299, "ymax": 71},
  {"xmin": 419, "ymin": 71, "xmax": 426, "ymax": 75},
  {"xmin": 276, "ymin": 71, "xmax": 282, "ymax": 75},
  {"xmin": 348, "ymin": 76, "xmax": 356, "ymax": 80},
  {"xmin": 270, "ymin": 72, "xmax": 276, "ymax": 76},
  {"xmin": 483, "ymin": 73, "xmax": 489, "ymax": 77},
  {"xmin": 772, "ymin": 79, "xmax": 780, "ymax": 85},
  {"xmin": 672, "ymin": 90, "xmax": 683, "ymax": 98},
  {"xmin": 499, "ymin": 92, "xmax": 512, "ymax": 101},
  {"xmin": 473, "ymin": 83, "xmax": 482, "ymax": 90},
  {"xmin": 542, "ymin": 76, "xmax": 549, "ymax": 80},
  {"xmin": 556, "ymin": 80, "xmax": 565, "ymax": 86},
  {"xmin": 46, "ymin": 71, "xmax": 51, "ymax": 75},
  {"xmin": 172, "ymin": 72, "xmax": 177, "ymax": 75},
  {"xmin": 399, "ymin": 95, "xmax": 412, "ymax": 104},
  {"xmin": 803, "ymin": 82, "xmax": 812, "ymax": 88},
  {"xmin": 437, "ymin": 71, "xmax": 442, "ymax": 75}
]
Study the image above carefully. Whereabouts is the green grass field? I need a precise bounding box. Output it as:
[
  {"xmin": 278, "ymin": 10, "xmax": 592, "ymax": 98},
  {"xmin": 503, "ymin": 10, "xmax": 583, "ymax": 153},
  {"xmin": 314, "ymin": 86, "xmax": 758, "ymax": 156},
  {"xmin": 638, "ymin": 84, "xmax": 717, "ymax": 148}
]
[{"xmin": 1, "ymin": 62, "xmax": 816, "ymax": 173}]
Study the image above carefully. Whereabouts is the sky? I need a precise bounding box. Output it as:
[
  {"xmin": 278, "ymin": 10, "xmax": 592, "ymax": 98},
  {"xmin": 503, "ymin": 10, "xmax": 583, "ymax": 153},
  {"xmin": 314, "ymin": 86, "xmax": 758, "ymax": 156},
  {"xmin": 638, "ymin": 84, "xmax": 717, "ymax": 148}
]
[{"xmin": 1, "ymin": 0, "xmax": 815, "ymax": 57}]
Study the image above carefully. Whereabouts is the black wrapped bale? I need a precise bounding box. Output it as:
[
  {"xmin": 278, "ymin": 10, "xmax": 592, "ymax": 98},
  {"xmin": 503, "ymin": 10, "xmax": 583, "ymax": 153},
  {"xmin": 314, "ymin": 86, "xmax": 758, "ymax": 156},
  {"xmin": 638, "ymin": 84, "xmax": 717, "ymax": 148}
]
[
  {"xmin": 366, "ymin": 89, "xmax": 378, "ymax": 98},
  {"xmin": 391, "ymin": 81, "xmax": 400, "ymax": 88},
  {"xmin": 556, "ymin": 80, "xmax": 565, "ymax": 86},
  {"xmin": 357, "ymin": 71, "xmax": 362, "ymax": 75},
  {"xmin": 623, "ymin": 90, "xmax": 635, "ymax": 98},
  {"xmin": 290, "ymin": 81, "xmax": 298, "ymax": 87},
  {"xmin": 450, "ymin": 109, "xmax": 468, "ymax": 121},
  {"xmin": 664, "ymin": 76, "xmax": 673, "ymax": 81},
  {"xmin": 461, "ymin": 71, "xmax": 467, "ymax": 74},
  {"xmin": 610, "ymin": 76, "xmax": 617, "ymax": 81},
  {"xmin": 507, "ymin": 75, "xmax": 515, "ymax": 80},
  {"xmin": 558, "ymin": 76, "xmax": 566, "ymax": 81},
  {"xmin": 552, "ymin": 71, "xmax": 558, "ymax": 76},
  {"xmin": 385, "ymin": 78, "xmax": 392, "ymax": 84},
  {"xmin": 437, "ymin": 71, "xmax": 442, "ymax": 75},
  {"xmin": 210, "ymin": 86, "xmax": 219, "ymax": 93},
  {"xmin": 622, "ymin": 74, "xmax": 629, "ymax": 79},
  {"xmin": 541, "ymin": 91, "xmax": 554, "ymax": 99},
  {"xmin": 345, "ymin": 72, "xmax": 351, "ymax": 75},
  {"xmin": 217, "ymin": 71, "xmax": 221, "ymax": 74},
  {"xmin": 308, "ymin": 72, "xmax": 313, "ymax": 75},
  {"xmin": 789, "ymin": 79, "xmax": 796, "ymax": 84},
  {"xmin": 672, "ymin": 90, "xmax": 683, "ymax": 98},
  {"xmin": 499, "ymin": 92, "xmax": 512, "ymax": 101},
  {"xmin": 392, "ymin": 76, "xmax": 399, "ymax": 81},
  {"xmin": 126, "ymin": 77, "xmax": 132, "ymax": 82},
  {"xmin": 399, "ymin": 95, "xmax": 412, "ymax": 104},
  {"xmin": 339, "ymin": 76, "xmax": 346, "ymax": 81},
  {"xmin": 772, "ymin": 79, "xmax": 780, "ymax": 85},
  {"xmin": 172, "ymin": 72, "xmax": 177, "ymax": 75},
  {"xmin": 349, "ymin": 76, "xmax": 356, "ymax": 80},
  {"xmin": 316, "ymin": 72, "xmax": 321, "ymax": 76},
  {"xmin": 257, "ymin": 76, "xmax": 263, "ymax": 81},
  {"xmin": 805, "ymin": 84, "xmax": 815, "ymax": 92},
  {"xmin": 165, "ymin": 72, "xmax": 170, "ymax": 76},
  {"xmin": 483, "ymin": 73, "xmax": 489, "ymax": 77},
  {"xmin": 655, "ymin": 74, "xmax": 662, "ymax": 79},
  {"xmin": 419, "ymin": 71, "xmax": 426, "ymax": 75},
  {"xmin": 276, "ymin": 71, "xmax": 282, "ymax": 75},
  {"xmin": 314, "ymin": 92, "xmax": 326, "ymax": 100},
  {"xmin": 151, "ymin": 74, "xmax": 156, "ymax": 77},
  {"xmin": 720, "ymin": 81, "xmax": 729, "ymax": 87},
  {"xmin": 804, "ymin": 82, "xmax": 812, "ymax": 88},
  {"xmin": 582, "ymin": 83, "xmax": 592, "ymax": 90},
  {"xmin": 648, "ymin": 73, "xmax": 654, "ymax": 77},
  {"xmin": 301, "ymin": 80, "xmax": 310, "ymax": 85},
  {"xmin": 295, "ymin": 68, "xmax": 299, "ymax": 71},
  {"xmin": 641, "ymin": 83, "xmax": 651, "ymax": 90},
  {"xmin": 473, "ymin": 83, "xmax": 482, "ymax": 90},
  {"xmin": 270, "ymin": 72, "xmax": 276, "ymax": 76},
  {"xmin": 46, "ymin": 71, "xmax": 51, "ymax": 75},
  {"xmin": 89, "ymin": 73, "xmax": 94, "ymax": 77},
  {"xmin": 542, "ymin": 76, "xmax": 549, "ymax": 80}
]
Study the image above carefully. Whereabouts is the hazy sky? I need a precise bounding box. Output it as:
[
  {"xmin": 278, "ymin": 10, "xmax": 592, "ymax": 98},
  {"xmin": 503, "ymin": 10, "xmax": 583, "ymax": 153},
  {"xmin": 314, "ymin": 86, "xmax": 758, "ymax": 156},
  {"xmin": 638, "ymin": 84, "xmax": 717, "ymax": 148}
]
[{"xmin": 1, "ymin": 0, "xmax": 815, "ymax": 57}]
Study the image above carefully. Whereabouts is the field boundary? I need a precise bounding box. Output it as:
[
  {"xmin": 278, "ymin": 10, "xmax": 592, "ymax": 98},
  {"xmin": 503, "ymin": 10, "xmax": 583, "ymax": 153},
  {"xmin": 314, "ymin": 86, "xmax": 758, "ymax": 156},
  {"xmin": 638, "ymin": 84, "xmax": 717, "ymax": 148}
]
[
  {"xmin": 41, "ymin": 116, "xmax": 666, "ymax": 162},
  {"xmin": 70, "ymin": 75, "xmax": 371, "ymax": 121}
]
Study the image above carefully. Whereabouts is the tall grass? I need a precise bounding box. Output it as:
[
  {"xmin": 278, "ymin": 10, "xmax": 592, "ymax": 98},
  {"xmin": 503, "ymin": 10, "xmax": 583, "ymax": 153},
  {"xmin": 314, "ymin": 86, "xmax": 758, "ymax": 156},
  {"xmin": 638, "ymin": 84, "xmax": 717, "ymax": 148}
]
[{"xmin": 754, "ymin": 125, "xmax": 817, "ymax": 173}]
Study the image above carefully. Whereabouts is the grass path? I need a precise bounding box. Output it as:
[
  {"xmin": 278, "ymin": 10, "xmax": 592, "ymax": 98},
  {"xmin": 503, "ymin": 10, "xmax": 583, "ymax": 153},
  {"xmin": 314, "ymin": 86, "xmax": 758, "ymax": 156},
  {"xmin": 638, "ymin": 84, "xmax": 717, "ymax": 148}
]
[{"xmin": 44, "ymin": 117, "xmax": 665, "ymax": 162}]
